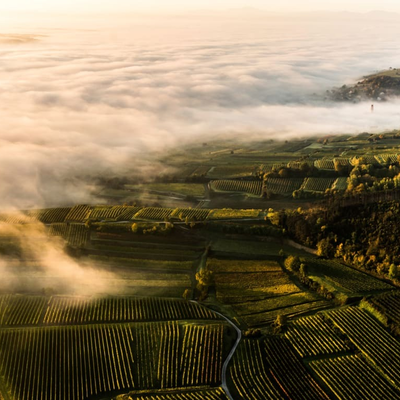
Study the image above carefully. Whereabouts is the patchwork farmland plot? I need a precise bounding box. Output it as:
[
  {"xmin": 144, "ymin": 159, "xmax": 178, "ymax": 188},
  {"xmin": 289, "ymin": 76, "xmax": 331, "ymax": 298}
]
[
  {"xmin": 229, "ymin": 339, "xmax": 283, "ymax": 400},
  {"xmin": 88, "ymin": 257, "xmax": 195, "ymax": 272},
  {"xmin": 326, "ymin": 306, "xmax": 400, "ymax": 387},
  {"xmin": 264, "ymin": 337, "xmax": 330, "ymax": 400},
  {"xmin": 285, "ymin": 314, "xmax": 349, "ymax": 358},
  {"xmin": 33, "ymin": 208, "xmax": 71, "ymax": 224},
  {"xmin": 211, "ymin": 259, "xmax": 331, "ymax": 327},
  {"xmin": 64, "ymin": 205, "xmax": 93, "ymax": 222},
  {"xmin": 210, "ymin": 180, "xmax": 263, "ymax": 196},
  {"xmin": 242, "ymin": 300, "xmax": 331, "ymax": 328},
  {"xmin": 125, "ymin": 183, "xmax": 205, "ymax": 198},
  {"xmin": 310, "ymin": 354, "xmax": 400, "ymax": 400},
  {"xmin": 264, "ymin": 177, "xmax": 304, "ymax": 194},
  {"xmin": 207, "ymin": 209, "xmax": 261, "ymax": 220},
  {"xmin": 333, "ymin": 157, "xmax": 351, "ymax": 167},
  {"xmin": 314, "ymin": 159, "xmax": 335, "ymax": 170},
  {"xmin": 116, "ymin": 388, "xmax": 229, "ymax": 400},
  {"xmin": 87, "ymin": 206, "xmax": 128, "ymax": 221},
  {"xmin": 170, "ymin": 208, "xmax": 211, "ymax": 221},
  {"xmin": 207, "ymin": 165, "xmax": 257, "ymax": 178},
  {"xmin": 375, "ymin": 153, "xmax": 399, "ymax": 164},
  {"xmin": 67, "ymin": 224, "xmax": 90, "ymax": 247},
  {"xmin": 367, "ymin": 291, "xmax": 400, "ymax": 326},
  {"xmin": 43, "ymin": 297, "xmax": 219, "ymax": 325},
  {"xmin": 301, "ymin": 177, "xmax": 335, "ymax": 192},
  {"xmin": 189, "ymin": 165, "xmax": 211, "ymax": 178},
  {"xmin": 48, "ymin": 223, "xmax": 89, "ymax": 247},
  {"xmin": 351, "ymin": 155, "xmax": 380, "ymax": 166},
  {"xmin": 260, "ymin": 163, "xmax": 287, "ymax": 173},
  {"xmin": 134, "ymin": 208, "xmax": 175, "ymax": 221},
  {"xmin": 307, "ymin": 259, "xmax": 394, "ymax": 295},
  {"xmin": 116, "ymin": 207, "xmax": 144, "ymax": 221},
  {"xmin": 331, "ymin": 177, "xmax": 348, "ymax": 191},
  {"xmin": 0, "ymin": 295, "xmax": 47, "ymax": 326},
  {"xmin": 208, "ymin": 259, "xmax": 282, "ymax": 273},
  {"xmin": 0, "ymin": 320, "xmax": 232, "ymax": 400}
]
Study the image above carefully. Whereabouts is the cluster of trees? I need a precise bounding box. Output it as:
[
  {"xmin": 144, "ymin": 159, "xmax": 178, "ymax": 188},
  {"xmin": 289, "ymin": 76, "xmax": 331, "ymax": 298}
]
[
  {"xmin": 263, "ymin": 163, "xmax": 317, "ymax": 180},
  {"xmin": 346, "ymin": 162, "xmax": 400, "ymax": 193},
  {"xmin": 275, "ymin": 202, "xmax": 400, "ymax": 282}
]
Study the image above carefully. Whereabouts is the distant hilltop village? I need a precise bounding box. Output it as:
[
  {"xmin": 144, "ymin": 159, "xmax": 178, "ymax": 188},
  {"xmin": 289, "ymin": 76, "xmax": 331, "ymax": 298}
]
[{"xmin": 326, "ymin": 68, "xmax": 400, "ymax": 102}]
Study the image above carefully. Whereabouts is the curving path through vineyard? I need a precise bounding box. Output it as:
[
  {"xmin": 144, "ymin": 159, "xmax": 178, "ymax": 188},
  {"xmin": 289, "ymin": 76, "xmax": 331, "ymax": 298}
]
[{"xmin": 192, "ymin": 301, "xmax": 241, "ymax": 400}]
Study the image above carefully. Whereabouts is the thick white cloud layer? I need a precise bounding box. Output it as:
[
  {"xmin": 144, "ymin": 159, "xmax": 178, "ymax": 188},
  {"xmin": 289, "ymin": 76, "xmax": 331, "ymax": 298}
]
[{"xmin": 1, "ymin": 14, "xmax": 400, "ymax": 208}]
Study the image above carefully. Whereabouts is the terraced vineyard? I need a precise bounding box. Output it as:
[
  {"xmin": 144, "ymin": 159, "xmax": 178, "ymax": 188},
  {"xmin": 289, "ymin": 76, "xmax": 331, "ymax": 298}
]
[
  {"xmin": 48, "ymin": 222, "xmax": 70, "ymax": 238},
  {"xmin": 285, "ymin": 314, "xmax": 349, "ymax": 357},
  {"xmin": 301, "ymin": 177, "xmax": 335, "ymax": 192},
  {"xmin": 307, "ymin": 259, "xmax": 394, "ymax": 295},
  {"xmin": 333, "ymin": 157, "xmax": 351, "ymax": 167},
  {"xmin": 208, "ymin": 259, "xmax": 282, "ymax": 273},
  {"xmin": 264, "ymin": 177, "xmax": 304, "ymax": 194},
  {"xmin": 209, "ymin": 180, "xmax": 263, "ymax": 196},
  {"xmin": 207, "ymin": 209, "xmax": 261, "ymax": 220},
  {"xmin": 213, "ymin": 267, "xmax": 301, "ymax": 303},
  {"xmin": 310, "ymin": 354, "xmax": 400, "ymax": 400},
  {"xmin": 67, "ymin": 224, "xmax": 90, "ymax": 247},
  {"xmin": 260, "ymin": 163, "xmax": 287, "ymax": 172},
  {"xmin": 170, "ymin": 208, "xmax": 211, "ymax": 221},
  {"xmin": 189, "ymin": 165, "xmax": 211, "ymax": 177},
  {"xmin": 264, "ymin": 337, "xmax": 330, "ymax": 400},
  {"xmin": 207, "ymin": 165, "xmax": 256, "ymax": 178},
  {"xmin": 88, "ymin": 257, "xmax": 194, "ymax": 272},
  {"xmin": 287, "ymin": 160, "xmax": 314, "ymax": 169},
  {"xmin": 46, "ymin": 222, "xmax": 88, "ymax": 247},
  {"xmin": 375, "ymin": 153, "xmax": 399, "ymax": 164},
  {"xmin": 117, "ymin": 388, "xmax": 229, "ymax": 400},
  {"xmin": 134, "ymin": 208, "xmax": 175, "ymax": 221},
  {"xmin": 314, "ymin": 159, "xmax": 335, "ymax": 170},
  {"xmin": 242, "ymin": 300, "xmax": 331, "ymax": 328},
  {"xmin": 0, "ymin": 295, "xmax": 46, "ymax": 326},
  {"xmin": 0, "ymin": 321, "xmax": 231, "ymax": 400},
  {"xmin": 0, "ymin": 324, "xmax": 136, "ymax": 400},
  {"xmin": 43, "ymin": 297, "xmax": 219, "ymax": 324},
  {"xmin": 351, "ymin": 155, "xmax": 380, "ymax": 165},
  {"xmin": 326, "ymin": 306, "xmax": 400, "ymax": 386},
  {"xmin": 331, "ymin": 177, "xmax": 348, "ymax": 191},
  {"xmin": 116, "ymin": 206, "xmax": 144, "ymax": 221},
  {"xmin": 178, "ymin": 323, "xmax": 224, "ymax": 386},
  {"xmin": 211, "ymin": 260, "xmax": 331, "ymax": 327},
  {"xmin": 367, "ymin": 291, "xmax": 400, "ymax": 326},
  {"xmin": 0, "ymin": 208, "xmax": 71, "ymax": 225},
  {"xmin": 35, "ymin": 208, "xmax": 72, "ymax": 223},
  {"xmin": 229, "ymin": 339, "xmax": 283, "ymax": 400},
  {"xmin": 87, "ymin": 205, "xmax": 128, "ymax": 221},
  {"xmin": 0, "ymin": 212, "xmax": 38, "ymax": 224},
  {"xmin": 64, "ymin": 205, "xmax": 93, "ymax": 222}
]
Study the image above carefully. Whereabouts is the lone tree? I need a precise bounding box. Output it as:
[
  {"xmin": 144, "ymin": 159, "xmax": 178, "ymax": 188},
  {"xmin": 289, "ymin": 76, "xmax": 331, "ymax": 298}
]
[
  {"xmin": 284, "ymin": 255, "xmax": 301, "ymax": 272},
  {"xmin": 316, "ymin": 238, "xmax": 334, "ymax": 258},
  {"xmin": 195, "ymin": 267, "xmax": 214, "ymax": 301},
  {"xmin": 182, "ymin": 289, "xmax": 191, "ymax": 301},
  {"xmin": 389, "ymin": 264, "xmax": 399, "ymax": 280},
  {"xmin": 299, "ymin": 263, "xmax": 308, "ymax": 277}
]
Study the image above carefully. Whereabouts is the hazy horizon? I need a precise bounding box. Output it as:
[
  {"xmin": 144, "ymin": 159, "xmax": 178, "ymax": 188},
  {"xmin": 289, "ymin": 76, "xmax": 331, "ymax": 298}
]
[
  {"xmin": 1, "ymin": 12, "xmax": 400, "ymax": 209},
  {"xmin": 1, "ymin": 0, "xmax": 400, "ymax": 14}
]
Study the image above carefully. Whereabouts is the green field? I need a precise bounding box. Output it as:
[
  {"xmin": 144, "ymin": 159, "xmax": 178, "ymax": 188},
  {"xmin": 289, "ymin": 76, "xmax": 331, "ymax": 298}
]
[
  {"xmin": 306, "ymin": 259, "xmax": 394, "ymax": 297},
  {"xmin": 125, "ymin": 183, "xmax": 205, "ymax": 198}
]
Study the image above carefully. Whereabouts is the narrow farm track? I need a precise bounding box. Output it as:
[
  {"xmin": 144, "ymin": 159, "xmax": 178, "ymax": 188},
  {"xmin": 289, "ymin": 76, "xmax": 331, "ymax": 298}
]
[{"xmin": 192, "ymin": 302, "xmax": 242, "ymax": 400}]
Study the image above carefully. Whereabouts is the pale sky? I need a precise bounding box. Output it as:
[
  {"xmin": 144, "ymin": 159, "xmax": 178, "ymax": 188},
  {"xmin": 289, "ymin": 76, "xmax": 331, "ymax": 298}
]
[{"xmin": 1, "ymin": 0, "xmax": 400, "ymax": 14}]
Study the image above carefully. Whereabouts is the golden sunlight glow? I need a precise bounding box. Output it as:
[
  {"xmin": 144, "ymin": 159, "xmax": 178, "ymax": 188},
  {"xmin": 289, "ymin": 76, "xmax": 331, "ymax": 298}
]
[{"xmin": 1, "ymin": 0, "xmax": 400, "ymax": 13}]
